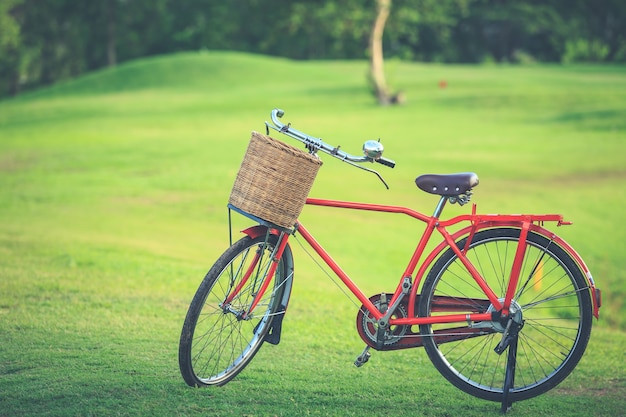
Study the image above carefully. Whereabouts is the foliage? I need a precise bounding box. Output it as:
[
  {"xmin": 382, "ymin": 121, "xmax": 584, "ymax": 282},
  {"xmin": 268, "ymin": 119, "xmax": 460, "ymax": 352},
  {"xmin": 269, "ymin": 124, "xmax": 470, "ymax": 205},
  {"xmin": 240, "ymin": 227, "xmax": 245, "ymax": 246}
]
[
  {"xmin": 1, "ymin": 0, "xmax": 626, "ymax": 97},
  {"xmin": 0, "ymin": 0, "xmax": 20, "ymax": 50},
  {"xmin": 0, "ymin": 0, "xmax": 21, "ymax": 96}
]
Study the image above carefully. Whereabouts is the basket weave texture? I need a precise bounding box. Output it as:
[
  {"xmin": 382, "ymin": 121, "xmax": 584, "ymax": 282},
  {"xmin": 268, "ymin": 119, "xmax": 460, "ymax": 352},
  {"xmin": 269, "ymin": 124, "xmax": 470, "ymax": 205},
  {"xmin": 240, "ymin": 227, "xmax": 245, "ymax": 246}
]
[{"xmin": 229, "ymin": 131, "xmax": 323, "ymax": 228}]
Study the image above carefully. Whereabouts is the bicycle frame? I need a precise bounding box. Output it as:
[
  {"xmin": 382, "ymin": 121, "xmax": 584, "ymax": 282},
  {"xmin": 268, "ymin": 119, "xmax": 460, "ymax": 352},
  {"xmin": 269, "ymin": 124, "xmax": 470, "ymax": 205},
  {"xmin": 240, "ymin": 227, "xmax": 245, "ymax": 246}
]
[{"xmin": 239, "ymin": 196, "xmax": 600, "ymax": 327}]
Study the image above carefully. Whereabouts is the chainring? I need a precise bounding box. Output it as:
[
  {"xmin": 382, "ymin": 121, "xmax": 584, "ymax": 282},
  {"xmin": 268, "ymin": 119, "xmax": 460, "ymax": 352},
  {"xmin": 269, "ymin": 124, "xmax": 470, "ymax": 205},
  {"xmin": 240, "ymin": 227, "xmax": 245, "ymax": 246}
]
[{"xmin": 356, "ymin": 293, "xmax": 409, "ymax": 348}]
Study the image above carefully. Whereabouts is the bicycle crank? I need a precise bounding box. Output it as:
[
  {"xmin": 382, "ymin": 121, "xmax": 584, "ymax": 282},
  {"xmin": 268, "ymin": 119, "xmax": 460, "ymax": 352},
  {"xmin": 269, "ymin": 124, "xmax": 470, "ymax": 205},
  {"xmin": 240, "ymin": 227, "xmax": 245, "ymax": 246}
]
[
  {"xmin": 356, "ymin": 293, "xmax": 410, "ymax": 349},
  {"xmin": 357, "ymin": 293, "xmax": 498, "ymax": 351}
]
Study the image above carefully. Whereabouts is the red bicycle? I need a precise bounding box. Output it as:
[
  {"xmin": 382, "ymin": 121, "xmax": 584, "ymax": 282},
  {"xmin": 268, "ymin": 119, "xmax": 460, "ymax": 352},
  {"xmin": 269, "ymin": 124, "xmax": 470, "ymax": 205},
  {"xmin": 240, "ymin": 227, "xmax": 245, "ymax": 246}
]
[{"xmin": 179, "ymin": 109, "xmax": 601, "ymax": 412}]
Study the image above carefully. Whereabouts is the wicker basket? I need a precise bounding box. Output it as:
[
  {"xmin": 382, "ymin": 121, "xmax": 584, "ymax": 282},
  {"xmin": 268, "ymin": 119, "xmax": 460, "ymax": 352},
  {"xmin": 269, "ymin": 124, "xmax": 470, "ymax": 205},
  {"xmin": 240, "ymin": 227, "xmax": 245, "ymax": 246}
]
[{"xmin": 229, "ymin": 131, "xmax": 323, "ymax": 229}]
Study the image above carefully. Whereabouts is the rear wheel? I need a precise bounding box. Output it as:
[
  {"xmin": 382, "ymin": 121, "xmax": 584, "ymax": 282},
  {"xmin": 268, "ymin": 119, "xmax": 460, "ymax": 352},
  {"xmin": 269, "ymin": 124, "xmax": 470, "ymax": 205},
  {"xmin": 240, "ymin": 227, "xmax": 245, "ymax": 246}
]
[
  {"xmin": 179, "ymin": 234, "xmax": 292, "ymax": 386},
  {"xmin": 419, "ymin": 227, "xmax": 593, "ymax": 402}
]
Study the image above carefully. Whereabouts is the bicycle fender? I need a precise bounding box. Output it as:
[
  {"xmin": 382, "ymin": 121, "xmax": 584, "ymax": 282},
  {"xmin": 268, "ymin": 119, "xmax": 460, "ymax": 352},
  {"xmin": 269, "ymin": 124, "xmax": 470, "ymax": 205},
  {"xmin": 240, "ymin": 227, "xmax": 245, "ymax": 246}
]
[
  {"xmin": 536, "ymin": 228, "xmax": 601, "ymax": 320},
  {"xmin": 241, "ymin": 225, "xmax": 295, "ymax": 343},
  {"xmin": 241, "ymin": 224, "xmax": 282, "ymax": 240},
  {"xmin": 493, "ymin": 222, "xmax": 600, "ymax": 320},
  {"xmin": 415, "ymin": 221, "xmax": 600, "ymax": 320}
]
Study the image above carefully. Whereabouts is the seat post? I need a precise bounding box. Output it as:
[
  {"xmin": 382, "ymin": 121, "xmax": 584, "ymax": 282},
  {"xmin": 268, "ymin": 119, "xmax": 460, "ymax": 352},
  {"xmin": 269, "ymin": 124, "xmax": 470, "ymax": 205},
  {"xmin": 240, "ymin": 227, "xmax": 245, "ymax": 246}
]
[{"xmin": 432, "ymin": 196, "xmax": 448, "ymax": 219}]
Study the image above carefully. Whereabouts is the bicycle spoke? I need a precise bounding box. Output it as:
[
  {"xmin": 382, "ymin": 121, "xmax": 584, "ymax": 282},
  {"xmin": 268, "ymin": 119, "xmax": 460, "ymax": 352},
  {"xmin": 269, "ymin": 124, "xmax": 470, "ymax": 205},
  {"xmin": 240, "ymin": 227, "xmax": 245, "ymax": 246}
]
[
  {"xmin": 179, "ymin": 234, "xmax": 291, "ymax": 386},
  {"xmin": 419, "ymin": 228, "xmax": 592, "ymax": 403}
]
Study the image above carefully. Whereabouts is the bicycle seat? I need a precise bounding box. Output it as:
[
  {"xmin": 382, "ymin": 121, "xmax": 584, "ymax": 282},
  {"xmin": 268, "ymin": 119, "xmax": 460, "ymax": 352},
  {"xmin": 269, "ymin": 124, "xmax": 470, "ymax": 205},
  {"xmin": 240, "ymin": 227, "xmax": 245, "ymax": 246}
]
[{"xmin": 415, "ymin": 172, "xmax": 479, "ymax": 196}]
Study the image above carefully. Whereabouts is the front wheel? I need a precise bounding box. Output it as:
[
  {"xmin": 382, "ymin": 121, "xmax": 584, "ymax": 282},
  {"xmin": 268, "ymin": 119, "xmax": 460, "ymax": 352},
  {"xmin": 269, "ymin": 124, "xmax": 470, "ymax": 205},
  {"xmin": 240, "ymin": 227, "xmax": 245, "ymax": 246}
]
[
  {"xmin": 179, "ymin": 234, "xmax": 293, "ymax": 387},
  {"xmin": 419, "ymin": 227, "xmax": 593, "ymax": 402}
]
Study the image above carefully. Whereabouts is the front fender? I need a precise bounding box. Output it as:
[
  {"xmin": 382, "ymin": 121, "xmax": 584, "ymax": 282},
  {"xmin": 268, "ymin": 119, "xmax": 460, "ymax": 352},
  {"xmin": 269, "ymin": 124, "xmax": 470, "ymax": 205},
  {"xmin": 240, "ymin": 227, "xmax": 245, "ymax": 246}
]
[
  {"xmin": 241, "ymin": 224, "xmax": 283, "ymax": 240},
  {"xmin": 241, "ymin": 225, "xmax": 294, "ymax": 310},
  {"xmin": 241, "ymin": 225, "xmax": 295, "ymax": 344}
]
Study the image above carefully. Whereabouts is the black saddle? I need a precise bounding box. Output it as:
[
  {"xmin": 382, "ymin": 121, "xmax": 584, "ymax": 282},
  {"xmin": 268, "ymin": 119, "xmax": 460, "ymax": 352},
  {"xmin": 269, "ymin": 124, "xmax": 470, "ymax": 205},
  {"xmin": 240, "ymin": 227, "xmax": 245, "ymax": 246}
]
[{"xmin": 415, "ymin": 172, "xmax": 479, "ymax": 197}]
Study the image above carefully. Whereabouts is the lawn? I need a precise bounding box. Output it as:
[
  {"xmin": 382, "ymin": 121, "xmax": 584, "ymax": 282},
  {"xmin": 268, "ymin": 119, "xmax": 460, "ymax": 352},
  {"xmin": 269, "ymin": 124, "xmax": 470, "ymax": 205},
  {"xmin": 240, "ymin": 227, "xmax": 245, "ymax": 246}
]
[{"xmin": 0, "ymin": 51, "xmax": 624, "ymax": 416}]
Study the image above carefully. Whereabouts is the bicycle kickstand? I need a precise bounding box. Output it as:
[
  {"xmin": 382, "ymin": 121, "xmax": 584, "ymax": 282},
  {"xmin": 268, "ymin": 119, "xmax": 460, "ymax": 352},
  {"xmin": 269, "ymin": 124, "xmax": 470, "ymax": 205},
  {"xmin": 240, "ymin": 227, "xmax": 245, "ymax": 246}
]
[
  {"xmin": 501, "ymin": 333, "xmax": 519, "ymax": 413},
  {"xmin": 496, "ymin": 318, "xmax": 524, "ymax": 414}
]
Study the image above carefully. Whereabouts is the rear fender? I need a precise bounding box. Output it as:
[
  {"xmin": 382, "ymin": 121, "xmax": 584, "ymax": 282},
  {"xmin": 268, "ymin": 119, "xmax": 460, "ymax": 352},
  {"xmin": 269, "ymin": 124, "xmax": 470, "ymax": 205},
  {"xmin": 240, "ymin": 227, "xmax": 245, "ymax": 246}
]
[
  {"xmin": 544, "ymin": 230, "xmax": 601, "ymax": 319},
  {"xmin": 413, "ymin": 221, "xmax": 600, "ymax": 319}
]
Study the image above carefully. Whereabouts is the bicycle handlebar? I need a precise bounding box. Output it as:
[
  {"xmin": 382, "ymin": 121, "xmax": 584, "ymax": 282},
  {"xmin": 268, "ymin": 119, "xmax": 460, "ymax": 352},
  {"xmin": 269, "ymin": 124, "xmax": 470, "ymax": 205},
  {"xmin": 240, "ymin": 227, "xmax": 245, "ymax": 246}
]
[
  {"xmin": 265, "ymin": 108, "xmax": 396, "ymax": 188},
  {"xmin": 375, "ymin": 156, "xmax": 396, "ymax": 168}
]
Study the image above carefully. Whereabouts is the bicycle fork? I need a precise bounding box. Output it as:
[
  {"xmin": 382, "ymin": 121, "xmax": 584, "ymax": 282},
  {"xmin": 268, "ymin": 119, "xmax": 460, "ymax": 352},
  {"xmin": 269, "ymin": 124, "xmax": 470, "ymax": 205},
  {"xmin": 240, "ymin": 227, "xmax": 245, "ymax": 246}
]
[{"xmin": 222, "ymin": 230, "xmax": 291, "ymax": 321}]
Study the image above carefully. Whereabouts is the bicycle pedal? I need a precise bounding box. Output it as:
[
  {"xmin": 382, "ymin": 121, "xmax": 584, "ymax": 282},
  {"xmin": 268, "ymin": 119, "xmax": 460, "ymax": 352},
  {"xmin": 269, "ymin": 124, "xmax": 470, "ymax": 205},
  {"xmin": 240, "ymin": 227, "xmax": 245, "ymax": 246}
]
[
  {"xmin": 354, "ymin": 346, "xmax": 371, "ymax": 367},
  {"xmin": 354, "ymin": 352, "xmax": 370, "ymax": 367}
]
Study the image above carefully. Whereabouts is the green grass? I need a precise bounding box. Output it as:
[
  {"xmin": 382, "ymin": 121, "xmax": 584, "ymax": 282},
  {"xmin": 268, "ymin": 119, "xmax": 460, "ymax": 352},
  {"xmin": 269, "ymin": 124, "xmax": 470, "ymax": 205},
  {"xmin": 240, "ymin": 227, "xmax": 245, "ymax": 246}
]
[{"xmin": 1, "ymin": 51, "xmax": 625, "ymax": 416}]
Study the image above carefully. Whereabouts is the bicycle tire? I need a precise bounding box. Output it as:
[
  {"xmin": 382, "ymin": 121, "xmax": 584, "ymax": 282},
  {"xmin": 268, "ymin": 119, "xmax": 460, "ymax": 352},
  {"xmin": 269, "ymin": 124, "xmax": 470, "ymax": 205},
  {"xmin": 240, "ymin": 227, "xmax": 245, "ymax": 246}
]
[
  {"xmin": 179, "ymin": 234, "xmax": 292, "ymax": 387},
  {"xmin": 418, "ymin": 227, "xmax": 593, "ymax": 402}
]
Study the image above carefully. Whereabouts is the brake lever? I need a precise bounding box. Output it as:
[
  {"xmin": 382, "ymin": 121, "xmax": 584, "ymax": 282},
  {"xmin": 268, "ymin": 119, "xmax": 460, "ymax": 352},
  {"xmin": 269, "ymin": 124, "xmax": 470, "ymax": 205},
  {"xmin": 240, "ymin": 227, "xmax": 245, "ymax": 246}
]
[{"xmin": 343, "ymin": 159, "xmax": 390, "ymax": 189}]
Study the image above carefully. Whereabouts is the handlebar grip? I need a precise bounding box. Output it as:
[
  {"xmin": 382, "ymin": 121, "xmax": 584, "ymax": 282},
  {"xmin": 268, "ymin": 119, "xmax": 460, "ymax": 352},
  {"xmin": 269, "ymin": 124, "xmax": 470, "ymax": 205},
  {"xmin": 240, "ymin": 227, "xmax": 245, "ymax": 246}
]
[{"xmin": 376, "ymin": 157, "xmax": 396, "ymax": 168}]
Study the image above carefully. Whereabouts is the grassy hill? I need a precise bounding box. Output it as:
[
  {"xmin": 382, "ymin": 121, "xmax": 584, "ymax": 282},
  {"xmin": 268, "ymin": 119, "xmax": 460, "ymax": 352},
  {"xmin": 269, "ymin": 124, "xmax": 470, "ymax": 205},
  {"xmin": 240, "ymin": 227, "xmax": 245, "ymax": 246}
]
[{"xmin": 0, "ymin": 51, "xmax": 624, "ymax": 416}]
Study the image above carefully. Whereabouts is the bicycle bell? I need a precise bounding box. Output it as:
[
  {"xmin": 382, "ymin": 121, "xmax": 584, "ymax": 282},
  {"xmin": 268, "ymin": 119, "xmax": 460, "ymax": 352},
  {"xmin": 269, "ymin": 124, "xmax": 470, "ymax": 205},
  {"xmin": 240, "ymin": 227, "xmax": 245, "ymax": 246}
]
[{"xmin": 363, "ymin": 140, "xmax": 384, "ymax": 160}]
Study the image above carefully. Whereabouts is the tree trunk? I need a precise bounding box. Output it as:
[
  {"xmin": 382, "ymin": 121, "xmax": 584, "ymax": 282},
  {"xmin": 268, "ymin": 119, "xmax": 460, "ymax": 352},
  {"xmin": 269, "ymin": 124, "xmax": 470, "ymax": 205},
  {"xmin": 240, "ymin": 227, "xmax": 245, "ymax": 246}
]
[{"xmin": 369, "ymin": 0, "xmax": 391, "ymax": 105}]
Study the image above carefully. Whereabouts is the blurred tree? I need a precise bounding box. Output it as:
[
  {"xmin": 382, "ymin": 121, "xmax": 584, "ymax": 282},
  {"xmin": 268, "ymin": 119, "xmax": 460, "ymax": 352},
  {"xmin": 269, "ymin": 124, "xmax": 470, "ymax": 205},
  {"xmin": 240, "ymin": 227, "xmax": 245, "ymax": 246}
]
[
  {"xmin": 598, "ymin": 0, "xmax": 626, "ymax": 62},
  {"xmin": 106, "ymin": 0, "xmax": 117, "ymax": 66},
  {"xmin": 555, "ymin": 0, "xmax": 626, "ymax": 62},
  {"xmin": 0, "ymin": 0, "xmax": 22, "ymax": 95},
  {"xmin": 274, "ymin": 0, "xmax": 373, "ymax": 59},
  {"xmin": 1, "ymin": 0, "xmax": 625, "ymax": 98},
  {"xmin": 0, "ymin": 0, "xmax": 20, "ymax": 50},
  {"xmin": 370, "ymin": 0, "xmax": 391, "ymax": 104},
  {"xmin": 387, "ymin": 0, "xmax": 469, "ymax": 62},
  {"xmin": 166, "ymin": 1, "xmax": 235, "ymax": 51}
]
